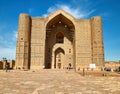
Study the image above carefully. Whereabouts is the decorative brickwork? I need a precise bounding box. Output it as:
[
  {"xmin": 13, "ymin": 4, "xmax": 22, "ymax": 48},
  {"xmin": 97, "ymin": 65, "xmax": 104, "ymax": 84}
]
[{"xmin": 15, "ymin": 10, "xmax": 104, "ymax": 70}]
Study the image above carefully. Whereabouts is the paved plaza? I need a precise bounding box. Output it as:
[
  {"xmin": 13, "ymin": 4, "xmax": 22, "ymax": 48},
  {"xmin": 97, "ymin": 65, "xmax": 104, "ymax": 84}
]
[{"xmin": 0, "ymin": 69, "xmax": 120, "ymax": 94}]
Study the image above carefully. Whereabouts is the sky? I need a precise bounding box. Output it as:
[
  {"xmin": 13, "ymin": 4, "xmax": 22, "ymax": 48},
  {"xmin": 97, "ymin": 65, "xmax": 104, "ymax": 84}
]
[{"xmin": 0, "ymin": 0, "xmax": 120, "ymax": 61}]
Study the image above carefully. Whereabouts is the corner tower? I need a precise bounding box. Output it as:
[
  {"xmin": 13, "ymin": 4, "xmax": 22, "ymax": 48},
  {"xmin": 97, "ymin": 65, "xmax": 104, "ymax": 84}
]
[
  {"xmin": 16, "ymin": 14, "xmax": 31, "ymax": 69},
  {"xmin": 91, "ymin": 16, "xmax": 104, "ymax": 66}
]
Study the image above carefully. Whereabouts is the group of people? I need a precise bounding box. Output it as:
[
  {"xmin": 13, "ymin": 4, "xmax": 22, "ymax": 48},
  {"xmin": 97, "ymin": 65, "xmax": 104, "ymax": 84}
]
[
  {"xmin": 67, "ymin": 63, "xmax": 72, "ymax": 70},
  {"xmin": 103, "ymin": 66, "xmax": 120, "ymax": 72},
  {"xmin": 62, "ymin": 63, "xmax": 72, "ymax": 70}
]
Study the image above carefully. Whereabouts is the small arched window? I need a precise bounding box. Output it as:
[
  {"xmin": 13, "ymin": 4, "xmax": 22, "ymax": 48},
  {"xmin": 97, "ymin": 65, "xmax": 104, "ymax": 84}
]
[{"xmin": 56, "ymin": 32, "xmax": 64, "ymax": 43}]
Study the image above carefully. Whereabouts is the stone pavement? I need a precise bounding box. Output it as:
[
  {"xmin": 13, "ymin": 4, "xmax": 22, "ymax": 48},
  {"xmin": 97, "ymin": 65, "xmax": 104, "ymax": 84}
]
[{"xmin": 0, "ymin": 69, "xmax": 120, "ymax": 94}]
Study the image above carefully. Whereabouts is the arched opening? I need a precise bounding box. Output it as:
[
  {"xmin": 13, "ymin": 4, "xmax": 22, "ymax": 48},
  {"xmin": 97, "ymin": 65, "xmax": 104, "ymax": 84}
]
[
  {"xmin": 45, "ymin": 13, "xmax": 75, "ymax": 69},
  {"xmin": 54, "ymin": 48, "xmax": 65, "ymax": 69},
  {"xmin": 56, "ymin": 32, "xmax": 64, "ymax": 43}
]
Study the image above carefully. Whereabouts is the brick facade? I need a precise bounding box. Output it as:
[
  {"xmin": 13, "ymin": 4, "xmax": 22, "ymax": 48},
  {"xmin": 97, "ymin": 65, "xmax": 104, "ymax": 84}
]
[{"xmin": 15, "ymin": 10, "xmax": 104, "ymax": 70}]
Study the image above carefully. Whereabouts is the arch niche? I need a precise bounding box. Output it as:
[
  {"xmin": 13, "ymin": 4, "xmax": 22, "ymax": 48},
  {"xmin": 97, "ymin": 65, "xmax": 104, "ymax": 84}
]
[
  {"xmin": 54, "ymin": 47, "xmax": 65, "ymax": 69},
  {"xmin": 45, "ymin": 13, "xmax": 75, "ymax": 69}
]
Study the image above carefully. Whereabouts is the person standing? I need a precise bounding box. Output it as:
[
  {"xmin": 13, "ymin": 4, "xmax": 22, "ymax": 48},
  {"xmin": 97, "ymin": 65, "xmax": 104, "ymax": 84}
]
[{"xmin": 5, "ymin": 63, "xmax": 8, "ymax": 72}]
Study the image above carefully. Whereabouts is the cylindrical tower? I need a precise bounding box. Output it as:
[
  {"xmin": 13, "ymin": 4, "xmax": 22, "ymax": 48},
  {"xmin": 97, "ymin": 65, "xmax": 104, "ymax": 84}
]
[
  {"xmin": 16, "ymin": 14, "xmax": 31, "ymax": 69},
  {"xmin": 91, "ymin": 16, "xmax": 104, "ymax": 66}
]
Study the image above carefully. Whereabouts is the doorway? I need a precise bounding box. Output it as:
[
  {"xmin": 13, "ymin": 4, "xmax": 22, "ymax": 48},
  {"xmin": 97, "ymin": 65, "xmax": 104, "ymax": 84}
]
[
  {"xmin": 58, "ymin": 63, "xmax": 61, "ymax": 69},
  {"xmin": 54, "ymin": 48, "xmax": 65, "ymax": 69}
]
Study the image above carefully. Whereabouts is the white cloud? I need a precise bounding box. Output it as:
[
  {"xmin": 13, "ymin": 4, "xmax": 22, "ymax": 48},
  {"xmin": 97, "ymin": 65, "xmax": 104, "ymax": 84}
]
[
  {"xmin": 47, "ymin": 6, "xmax": 56, "ymax": 13},
  {"xmin": 43, "ymin": 4, "xmax": 96, "ymax": 18}
]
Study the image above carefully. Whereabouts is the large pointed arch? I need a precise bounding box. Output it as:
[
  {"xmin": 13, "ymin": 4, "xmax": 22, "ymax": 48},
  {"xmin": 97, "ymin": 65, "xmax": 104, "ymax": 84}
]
[
  {"xmin": 44, "ymin": 9, "xmax": 75, "ymax": 69},
  {"xmin": 45, "ymin": 9, "xmax": 75, "ymax": 31}
]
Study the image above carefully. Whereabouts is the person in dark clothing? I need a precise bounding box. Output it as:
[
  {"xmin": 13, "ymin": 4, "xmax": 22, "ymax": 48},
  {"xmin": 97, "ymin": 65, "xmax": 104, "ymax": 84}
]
[{"xmin": 5, "ymin": 63, "xmax": 8, "ymax": 72}]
